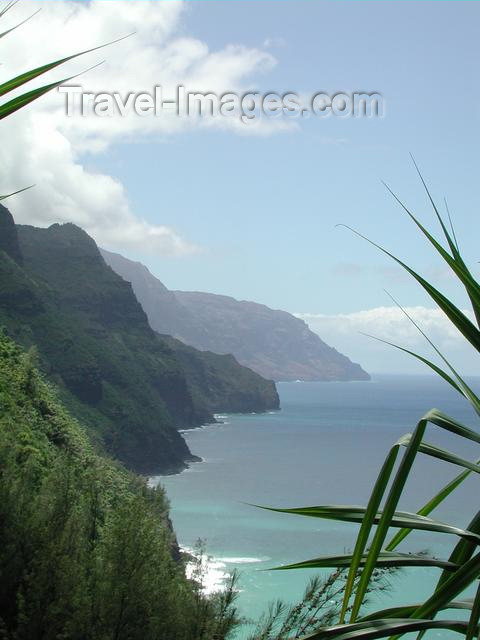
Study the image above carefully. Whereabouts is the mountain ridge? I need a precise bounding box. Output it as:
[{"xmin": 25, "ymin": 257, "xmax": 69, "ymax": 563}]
[{"xmin": 101, "ymin": 248, "xmax": 370, "ymax": 382}]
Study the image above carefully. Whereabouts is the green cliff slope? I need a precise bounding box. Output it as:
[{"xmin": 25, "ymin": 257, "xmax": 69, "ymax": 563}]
[
  {"xmin": 0, "ymin": 206, "xmax": 279, "ymax": 472},
  {"xmin": 0, "ymin": 332, "xmax": 234, "ymax": 640}
]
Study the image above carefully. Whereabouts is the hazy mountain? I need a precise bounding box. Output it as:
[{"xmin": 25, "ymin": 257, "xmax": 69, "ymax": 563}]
[{"xmin": 101, "ymin": 249, "xmax": 370, "ymax": 382}]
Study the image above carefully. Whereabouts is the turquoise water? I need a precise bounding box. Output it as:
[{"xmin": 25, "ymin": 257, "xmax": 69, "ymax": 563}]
[{"xmin": 153, "ymin": 375, "xmax": 480, "ymax": 638}]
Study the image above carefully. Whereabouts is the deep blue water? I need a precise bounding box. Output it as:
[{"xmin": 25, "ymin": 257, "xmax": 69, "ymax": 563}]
[{"xmin": 152, "ymin": 375, "xmax": 480, "ymax": 638}]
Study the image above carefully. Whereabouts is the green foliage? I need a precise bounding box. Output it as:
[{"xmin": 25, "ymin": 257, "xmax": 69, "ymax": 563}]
[
  {"xmin": 186, "ymin": 540, "xmax": 244, "ymax": 640},
  {"xmin": 258, "ymin": 173, "xmax": 480, "ymax": 638},
  {"xmin": 0, "ymin": 331, "xmax": 239, "ymax": 640}
]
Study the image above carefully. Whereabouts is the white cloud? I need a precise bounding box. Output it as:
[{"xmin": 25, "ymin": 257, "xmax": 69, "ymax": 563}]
[
  {"xmin": 300, "ymin": 306, "xmax": 468, "ymax": 346},
  {"xmin": 0, "ymin": 0, "xmax": 283, "ymax": 254},
  {"xmin": 297, "ymin": 306, "xmax": 480, "ymax": 375}
]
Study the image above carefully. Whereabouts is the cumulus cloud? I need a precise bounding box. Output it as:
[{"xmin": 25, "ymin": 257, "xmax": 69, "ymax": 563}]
[
  {"xmin": 0, "ymin": 0, "xmax": 283, "ymax": 254},
  {"xmin": 297, "ymin": 306, "xmax": 480, "ymax": 375}
]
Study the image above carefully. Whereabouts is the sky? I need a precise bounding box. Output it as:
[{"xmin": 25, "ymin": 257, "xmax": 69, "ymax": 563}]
[{"xmin": 2, "ymin": 1, "xmax": 480, "ymax": 374}]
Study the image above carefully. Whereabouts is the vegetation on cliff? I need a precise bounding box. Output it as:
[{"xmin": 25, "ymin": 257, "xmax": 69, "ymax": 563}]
[{"xmin": 0, "ymin": 331, "xmax": 241, "ymax": 640}]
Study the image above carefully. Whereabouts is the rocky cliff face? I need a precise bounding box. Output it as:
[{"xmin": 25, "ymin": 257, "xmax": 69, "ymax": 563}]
[
  {"xmin": 174, "ymin": 291, "xmax": 369, "ymax": 381},
  {"xmin": 101, "ymin": 249, "xmax": 370, "ymax": 382},
  {"xmin": 0, "ymin": 209, "xmax": 278, "ymax": 473},
  {"xmin": 0, "ymin": 204, "xmax": 22, "ymax": 264},
  {"xmin": 161, "ymin": 335, "xmax": 280, "ymax": 415},
  {"xmin": 101, "ymin": 249, "xmax": 196, "ymax": 338}
]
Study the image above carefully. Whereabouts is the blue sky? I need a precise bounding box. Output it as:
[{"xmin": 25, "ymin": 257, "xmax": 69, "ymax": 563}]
[
  {"xmin": 6, "ymin": 1, "xmax": 480, "ymax": 373},
  {"xmin": 87, "ymin": 2, "xmax": 480, "ymax": 311}
]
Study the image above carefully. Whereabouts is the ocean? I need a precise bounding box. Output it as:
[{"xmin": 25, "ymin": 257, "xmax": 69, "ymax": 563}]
[{"xmin": 151, "ymin": 375, "xmax": 480, "ymax": 639}]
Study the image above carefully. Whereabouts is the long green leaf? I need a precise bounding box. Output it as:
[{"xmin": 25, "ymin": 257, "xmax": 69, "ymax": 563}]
[
  {"xmin": 381, "ymin": 292, "xmax": 480, "ymax": 416},
  {"xmin": 0, "ymin": 184, "xmax": 34, "ymax": 201},
  {"xmin": 361, "ymin": 332, "xmax": 463, "ymax": 396},
  {"xmin": 270, "ymin": 551, "xmax": 458, "ymax": 572},
  {"xmin": 384, "ymin": 179, "xmax": 480, "ymax": 323},
  {"xmin": 395, "ymin": 552, "xmax": 480, "ymax": 629},
  {"xmin": 0, "ymin": 1, "xmax": 18, "ymax": 19},
  {"xmin": 413, "ymin": 512, "xmax": 480, "ymax": 640},
  {"xmin": 410, "ymin": 155, "xmax": 460, "ymax": 258},
  {"xmin": 302, "ymin": 618, "xmax": 475, "ymax": 639},
  {"xmin": 339, "ymin": 444, "xmax": 400, "ymax": 623},
  {"xmin": 0, "ymin": 8, "xmax": 40, "ymax": 40},
  {"xmin": 410, "ymin": 156, "xmax": 480, "ymax": 327},
  {"xmin": 360, "ymin": 600, "xmax": 474, "ymax": 621},
  {"xmin": 386, "ymin": 466, "xmax": 475, "ymax": 551},
  {"xmin": 338, "ymin": 224, "xmax": 480, "ymax": 354},
  {"xmin": 465, "ymin": 582, "xmax": 480, "ymax": 640},
  {"xmin": 351, "ymin": 408, "xmax": 480, "ymax": 624},
  {"xmin": 436, "ymin": 510, "xmax": 480, "ymax": 591},
  {"xmin": 0, "ymin": 33, "xmax": 131, "ymax": 98},
  {"xmin": 424, "ymin": 409, "xmax": 480, "ymax": 443},
  {"xmin": 349, "ymin": 417, "xmax": 427, "ymax": 621},
  {"xmin": 0, "ymin": 63, "xmax": 102, "ymax": 120},
  {"xmin": 253, "ymin": 504, "xmax": 480, "ymax": 543},
  {"xmin": 444, "ymin": 198, "xmax": 460, "ymax": 253},
  {"xmin": 404, "ymin": 439, "xmax": 480, "ymax": 474},
  {"xmin": 409, "ymin": 512, "xmax": 480, "ymax": 640}
]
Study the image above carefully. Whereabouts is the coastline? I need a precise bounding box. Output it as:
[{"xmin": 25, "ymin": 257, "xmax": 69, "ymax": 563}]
[
  {"xmin": 170, "ymin": 413, "xmax": 233, "ymax": 477},
  {"xmin": 181, "ymin": 546, "xmax": 230, "ymax": 595},
  {"xmin": 181, "ymin": 545, "xmax": 270, "ymax": 596},
  {"xmin": 161, "ymin": 404, "xmax": 281, "ymax": 480}
]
